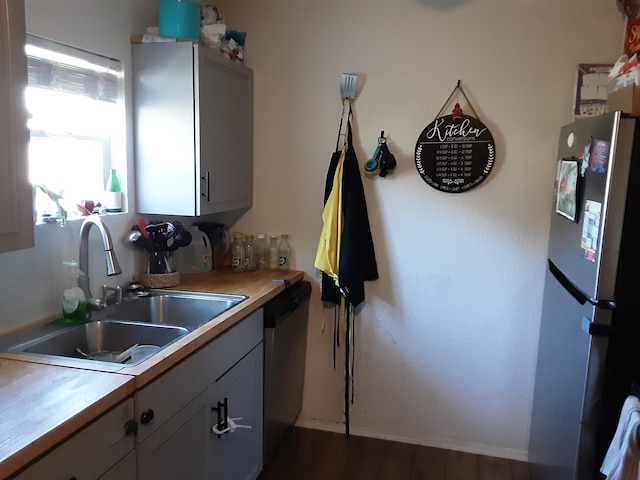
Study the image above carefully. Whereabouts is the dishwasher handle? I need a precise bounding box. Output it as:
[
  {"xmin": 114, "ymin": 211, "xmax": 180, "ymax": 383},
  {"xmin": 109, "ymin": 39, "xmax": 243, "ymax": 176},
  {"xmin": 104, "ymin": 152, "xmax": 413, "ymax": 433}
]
[{"xmin": 263, "ymin": 281, "xmax": 311, "ymax": 328}]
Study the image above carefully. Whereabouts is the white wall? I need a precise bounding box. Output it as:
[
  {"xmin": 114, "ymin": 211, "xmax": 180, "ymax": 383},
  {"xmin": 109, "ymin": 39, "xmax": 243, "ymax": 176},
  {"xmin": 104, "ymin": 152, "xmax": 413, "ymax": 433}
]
[
  {"xmin": 218, "ymin": 0, "xmax": 624, "ymax": 459},
  {"xmin": 0, "ymin": 1, "xmax": 157, "ymax": 334}
]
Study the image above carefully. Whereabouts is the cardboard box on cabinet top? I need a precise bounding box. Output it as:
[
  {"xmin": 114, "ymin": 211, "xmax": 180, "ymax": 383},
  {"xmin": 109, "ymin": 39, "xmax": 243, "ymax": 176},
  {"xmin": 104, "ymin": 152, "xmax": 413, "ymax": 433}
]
[{"xmin": 608, "ymin": 84, "xmax": 640, "ymax": 116}]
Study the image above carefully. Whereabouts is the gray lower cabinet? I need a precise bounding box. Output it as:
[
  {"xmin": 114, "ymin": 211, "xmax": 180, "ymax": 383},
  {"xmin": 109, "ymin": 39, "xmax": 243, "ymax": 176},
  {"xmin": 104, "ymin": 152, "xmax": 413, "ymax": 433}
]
[
  {"xmin": 99, "ymin": 451, "xmax": 137, "ymax": 480},
  {"xmin": 132, "ymin": 42, "xmax": 253, "ymax": 216},
  {"xmin": 13, "ymin": 399, "xmax": 136, "ymax": 480},
  {"xmin": 213, "ymin": 343, "xmax": 263, "ymax": 480},
  {"xmin": 135, "ymin": 309, "xmax": 264, "ymax": 480}
]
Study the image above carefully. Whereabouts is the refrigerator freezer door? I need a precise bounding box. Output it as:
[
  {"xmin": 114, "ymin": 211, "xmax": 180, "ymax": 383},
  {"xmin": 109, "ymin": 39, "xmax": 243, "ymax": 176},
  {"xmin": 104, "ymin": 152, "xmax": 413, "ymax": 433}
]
[{"xmin": 529, "ymin": 264, "xmax": 607, "ymax": 480}]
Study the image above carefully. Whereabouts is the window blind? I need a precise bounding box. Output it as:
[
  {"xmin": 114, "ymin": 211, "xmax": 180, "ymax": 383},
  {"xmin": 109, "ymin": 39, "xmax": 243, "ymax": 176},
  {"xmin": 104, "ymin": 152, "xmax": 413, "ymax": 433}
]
[{"xmin": 25, "ymin": 34, "xmax": 121, "ymax": 103}]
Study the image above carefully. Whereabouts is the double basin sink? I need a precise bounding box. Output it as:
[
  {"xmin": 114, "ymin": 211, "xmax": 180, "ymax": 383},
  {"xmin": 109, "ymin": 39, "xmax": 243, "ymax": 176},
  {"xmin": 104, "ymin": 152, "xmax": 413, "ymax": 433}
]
[{"xmin": 0, "ymin": 290, "xmax": 246, "ymax": 367}]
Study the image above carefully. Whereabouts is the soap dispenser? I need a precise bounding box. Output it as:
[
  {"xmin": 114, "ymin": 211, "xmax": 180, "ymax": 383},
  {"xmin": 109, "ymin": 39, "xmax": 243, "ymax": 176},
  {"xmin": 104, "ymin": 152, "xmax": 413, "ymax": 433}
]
[{"xmin": 61, "ymin": 260, "xmax": 88, "ymax": 324}]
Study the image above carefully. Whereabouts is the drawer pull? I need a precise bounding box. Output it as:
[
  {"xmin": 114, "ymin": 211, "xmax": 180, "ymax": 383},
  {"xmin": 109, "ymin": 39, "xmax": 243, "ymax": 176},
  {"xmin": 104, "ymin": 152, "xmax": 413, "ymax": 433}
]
[{"xmin": 140, "ymin": 408, "xmax": 155, "ymax": 425}]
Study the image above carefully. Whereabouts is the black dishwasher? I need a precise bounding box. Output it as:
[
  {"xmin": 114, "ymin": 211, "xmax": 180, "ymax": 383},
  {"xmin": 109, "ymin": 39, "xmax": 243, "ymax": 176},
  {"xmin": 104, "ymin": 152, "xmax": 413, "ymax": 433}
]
[{"xmin": 263, "ymin": 280, "xmax": 311, "ymax": 461}]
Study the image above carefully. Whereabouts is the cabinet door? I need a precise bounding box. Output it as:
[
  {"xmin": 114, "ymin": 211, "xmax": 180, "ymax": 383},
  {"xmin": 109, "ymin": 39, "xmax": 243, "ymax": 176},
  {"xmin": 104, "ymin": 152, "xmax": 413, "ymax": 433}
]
[
  {"xmin": 14, "ymin": 399, "xmax": 135, "ymax": 480},
  {"xmin": 136, "ymin": 389, "xmax": 211, "ymax": 480},
  {"xmin": 132, "ymin": 42, "xmax": 197, "ymax": 217},
  {"xmin": 198, "ymin": 48, "xmax": 253, "ymax": 215},
  {"xmin": 211, "ymin": 342, "xmax": 264, "ymax": 480},
  {"xmin": 99, "ymin": 451, "xmax": 136, "ymax": 480},
  {"xmin": 0, "ymin": 0, "xmax": 34, "ymax": 253}
]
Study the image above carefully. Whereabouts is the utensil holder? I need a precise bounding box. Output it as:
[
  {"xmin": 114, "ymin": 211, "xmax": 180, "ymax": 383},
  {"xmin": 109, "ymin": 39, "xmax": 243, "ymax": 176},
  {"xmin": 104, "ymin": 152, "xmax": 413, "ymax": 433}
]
[
  {"xmin": 140, "ymin": 272, "xmax": 181, "ymax": 288},
  {"xmin": 148, "ymin": 251, "xmax": 172, "ymax": 274}
]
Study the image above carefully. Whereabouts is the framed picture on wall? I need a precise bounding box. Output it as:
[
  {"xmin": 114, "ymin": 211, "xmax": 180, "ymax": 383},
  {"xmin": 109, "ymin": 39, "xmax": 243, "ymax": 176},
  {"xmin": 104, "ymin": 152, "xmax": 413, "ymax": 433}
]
[{"xmin": 556, "ymin": 159, "xmax": 579, "ymax": 222}]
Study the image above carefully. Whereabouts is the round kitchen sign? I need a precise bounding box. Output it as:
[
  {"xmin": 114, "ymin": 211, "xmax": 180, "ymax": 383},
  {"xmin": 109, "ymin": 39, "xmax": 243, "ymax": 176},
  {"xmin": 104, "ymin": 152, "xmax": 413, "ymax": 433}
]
[{"xmin": 415, "ymin": 109, "xmax": 495, "ymax": 193}]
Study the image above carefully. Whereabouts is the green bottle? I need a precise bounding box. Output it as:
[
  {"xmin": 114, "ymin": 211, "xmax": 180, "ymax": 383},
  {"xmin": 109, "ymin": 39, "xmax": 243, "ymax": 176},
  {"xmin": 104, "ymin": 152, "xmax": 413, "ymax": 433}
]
[{"xmin": 105, "ymin": 168, "xmax": 122, "ymax": 212}]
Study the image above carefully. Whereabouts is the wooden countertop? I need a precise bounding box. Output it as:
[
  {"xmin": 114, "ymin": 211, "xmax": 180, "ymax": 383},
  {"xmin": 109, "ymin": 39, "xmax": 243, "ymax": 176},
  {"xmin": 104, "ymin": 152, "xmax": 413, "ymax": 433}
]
[
  {"xmin": 0, "ymin": 358, "xmax": 135, "ymax": 479},
  {"xmin": 0, "ymin": 268, "xmax": 304, "ymax": 479}
]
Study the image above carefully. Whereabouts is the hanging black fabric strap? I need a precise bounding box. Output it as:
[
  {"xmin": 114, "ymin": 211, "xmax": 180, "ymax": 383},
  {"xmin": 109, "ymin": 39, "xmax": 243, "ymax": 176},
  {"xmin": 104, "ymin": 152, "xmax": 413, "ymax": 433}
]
[
  {"xmin": 333, "ymin": 306, "xmax": 338, "ymax": 369},
  {"xmin": 351, "ymin": 304, "xmax": 356, "ymax": 404},
  {"xmin": 335, "ymin": 103, "xmax": 344, "ymax": 152},
  {"xmin": 335, "ymin": 102, "xmax": 353, "ymax": 152},
  {"xmin": 344, "ymin": 304, "xmax": 351, "ymax": 438}
]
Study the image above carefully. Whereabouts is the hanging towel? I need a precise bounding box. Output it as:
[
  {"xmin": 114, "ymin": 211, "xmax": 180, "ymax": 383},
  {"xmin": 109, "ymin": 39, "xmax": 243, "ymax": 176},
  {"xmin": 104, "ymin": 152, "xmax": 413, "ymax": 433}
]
[{"xmin": 601, "ymin": 395, "xmax": 640, "ymax": 480}]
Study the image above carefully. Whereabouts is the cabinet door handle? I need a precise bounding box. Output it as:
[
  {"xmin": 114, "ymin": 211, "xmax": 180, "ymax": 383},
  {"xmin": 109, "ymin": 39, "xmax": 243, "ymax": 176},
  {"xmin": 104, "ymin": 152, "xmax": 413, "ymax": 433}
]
[
  {"xmin": 124, "ymin": 419, "xmax": 139, "ymax": 436},
  {"xmin": 140, "ymin": 408, "xmax": 154, "ymax": 425},
  {"xmin": 201, "ymin": 171, "xmax": 210, "ymax": 201},
  {"xmin": 211, "ymin": 398, "xmax": 228, "ymax": 437},
  {"xmin": 222, "ymin": 397, "xmax": 228, "ymax": 429}
]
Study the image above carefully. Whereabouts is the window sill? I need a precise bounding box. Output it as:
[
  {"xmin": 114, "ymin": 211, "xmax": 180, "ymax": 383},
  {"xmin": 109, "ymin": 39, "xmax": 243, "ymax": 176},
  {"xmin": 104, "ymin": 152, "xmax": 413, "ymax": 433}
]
[{"xmin": 34, "ymin": 210, "xmax": 126, "ymax": 227}]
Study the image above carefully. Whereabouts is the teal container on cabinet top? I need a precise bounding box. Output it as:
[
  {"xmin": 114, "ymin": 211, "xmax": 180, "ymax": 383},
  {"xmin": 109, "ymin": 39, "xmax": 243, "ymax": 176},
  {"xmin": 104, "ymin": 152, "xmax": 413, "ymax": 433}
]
[{"xmin": 159, "ymin": 0, "xmax": 201, "ymax": 42}]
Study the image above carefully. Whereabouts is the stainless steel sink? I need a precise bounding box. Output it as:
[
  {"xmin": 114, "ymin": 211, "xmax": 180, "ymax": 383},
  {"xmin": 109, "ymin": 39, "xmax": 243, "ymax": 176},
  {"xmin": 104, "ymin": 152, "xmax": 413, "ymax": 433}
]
[
  {"xmin": 0, "ymin": 290, "xmax": 245, "ymax": 366},
  {"xmin": 6, "ymin": 320, "xmax": 188, "ymax": 366},
  {"xmin": 100, "ymin": 290, "xmax": 246, "ymax": 329}
]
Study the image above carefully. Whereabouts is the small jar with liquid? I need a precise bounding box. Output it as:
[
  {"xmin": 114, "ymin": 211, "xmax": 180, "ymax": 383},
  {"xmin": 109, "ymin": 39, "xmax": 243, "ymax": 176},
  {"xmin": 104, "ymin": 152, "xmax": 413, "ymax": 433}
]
[
  {"xmin": 255, "ymin": 233, "xmax": 267, "ymax": 270},
  {"xmin": 268, "ymin": 235, "xmax": 279, "ymax": 270},
  {"xmin": 244, "ymin": 233, "xmax": 256, "ymax": 272},
  {"xmin": 231, "ymin": 232, "xmax": 245, "ymax": 273},
  {"xmin": 277, "ymin": 234, "xmax": 291, "ymax": 271}
]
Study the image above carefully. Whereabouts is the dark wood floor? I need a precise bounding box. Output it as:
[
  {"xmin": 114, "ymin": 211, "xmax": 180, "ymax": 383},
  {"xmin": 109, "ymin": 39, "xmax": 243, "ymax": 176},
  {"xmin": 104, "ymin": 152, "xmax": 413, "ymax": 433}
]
[{"xmin": 259, "ymin": 427, "xmax": 531, "ymax": 480}]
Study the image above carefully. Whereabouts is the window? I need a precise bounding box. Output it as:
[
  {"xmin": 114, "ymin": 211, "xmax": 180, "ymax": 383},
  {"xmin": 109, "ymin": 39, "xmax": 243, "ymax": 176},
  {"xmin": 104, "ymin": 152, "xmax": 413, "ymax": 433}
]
[{"xmin": 25, "ymin": 35, "xmax": 125, "ymax": 224}]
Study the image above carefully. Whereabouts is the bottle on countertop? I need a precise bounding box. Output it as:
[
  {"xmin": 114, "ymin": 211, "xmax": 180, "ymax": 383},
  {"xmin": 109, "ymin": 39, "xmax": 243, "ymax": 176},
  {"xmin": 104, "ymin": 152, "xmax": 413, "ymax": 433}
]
[
  {"xmin": 61, "ymin": 260, "xmax": 88, "ymax": 324},
  {"xmin": 277, "ymin": 234, "xmax": 291, "ymax": 271},
  {"xmin": 244, "ymin": 233, "xmax": 255, "ymax": 272},
  {"xmin": 268, "ymin": 234, "xmax": 278, "ymax": 270},
  {"xmin": 104, "ymin": 168, "xmax": 122, "ymax": 212},
  {"xmin": 231, "ymin": 232, "xmax": 245, "ymax": 273},
  {"xmin": 173, "ymin": 226, "xmax": 212, "ymax": 273},
  {"xmin": 255, "ymin": 233, "xmax": 267, "ymax": 270}
]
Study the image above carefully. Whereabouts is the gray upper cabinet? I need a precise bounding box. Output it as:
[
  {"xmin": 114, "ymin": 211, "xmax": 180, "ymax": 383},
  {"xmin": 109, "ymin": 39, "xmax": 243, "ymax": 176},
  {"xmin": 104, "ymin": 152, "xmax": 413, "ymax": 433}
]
[
  {"xmin": 0, "ymin": 0, "xmax": 34, "ymax": 253},
  {"xmin": 132, "ymin": 42, "xmax": 253, "ymax": 216}
]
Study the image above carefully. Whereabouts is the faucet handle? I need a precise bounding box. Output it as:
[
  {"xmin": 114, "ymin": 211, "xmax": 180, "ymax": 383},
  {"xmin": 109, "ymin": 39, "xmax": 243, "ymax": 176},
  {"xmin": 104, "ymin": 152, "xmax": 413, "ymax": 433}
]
[{"xmin": 102, "ymin": 284, "xmax": 124, "ymax": 308}]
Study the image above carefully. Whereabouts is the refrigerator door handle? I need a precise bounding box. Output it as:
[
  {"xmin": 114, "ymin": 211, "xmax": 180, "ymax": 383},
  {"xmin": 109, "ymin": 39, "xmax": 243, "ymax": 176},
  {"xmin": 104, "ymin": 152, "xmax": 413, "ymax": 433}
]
[
  {"xmin": 548, "ymin": 260, "xmax": 617, "ymax": 310},
  {"xmin": 581, "ymin": 317, "xmax": 611, "ymax": 337}
]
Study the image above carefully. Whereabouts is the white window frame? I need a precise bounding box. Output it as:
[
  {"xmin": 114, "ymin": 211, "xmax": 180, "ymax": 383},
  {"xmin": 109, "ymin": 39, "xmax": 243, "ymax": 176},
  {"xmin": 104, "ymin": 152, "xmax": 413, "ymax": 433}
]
[{"xmin": 25, "ymin": 34, "xmax": 126, "ymax": 224}]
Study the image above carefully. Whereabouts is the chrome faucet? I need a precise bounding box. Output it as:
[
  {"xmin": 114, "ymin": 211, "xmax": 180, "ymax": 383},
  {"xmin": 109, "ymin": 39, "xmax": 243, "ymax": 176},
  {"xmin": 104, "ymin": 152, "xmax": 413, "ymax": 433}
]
[{"xmin": 78, "ymin": 215, "xmax": 122, "ymax": 306}]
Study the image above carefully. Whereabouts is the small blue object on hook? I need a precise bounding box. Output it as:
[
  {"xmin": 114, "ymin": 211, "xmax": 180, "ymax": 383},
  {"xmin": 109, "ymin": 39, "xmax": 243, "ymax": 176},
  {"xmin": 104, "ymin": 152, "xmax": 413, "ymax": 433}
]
[{"xmin": 365, "ymin": 131, "xmax": 396, "ymax": 178}]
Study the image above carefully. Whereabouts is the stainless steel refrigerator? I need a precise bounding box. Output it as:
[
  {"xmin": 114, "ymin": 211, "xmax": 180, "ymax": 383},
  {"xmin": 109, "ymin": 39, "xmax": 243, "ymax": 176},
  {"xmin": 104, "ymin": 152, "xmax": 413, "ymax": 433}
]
[{"xmin": 530, "ymin": 111, "xmax": 640, "ymax": 479}]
